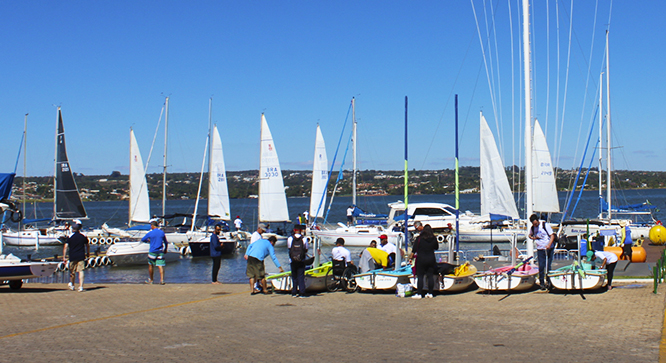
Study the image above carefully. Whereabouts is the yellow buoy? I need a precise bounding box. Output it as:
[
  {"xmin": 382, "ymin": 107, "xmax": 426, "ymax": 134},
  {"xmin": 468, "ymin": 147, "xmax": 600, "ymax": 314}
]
[{"xmin": 649, "ymin": 225, "xmax": 666, "ymax": 246}]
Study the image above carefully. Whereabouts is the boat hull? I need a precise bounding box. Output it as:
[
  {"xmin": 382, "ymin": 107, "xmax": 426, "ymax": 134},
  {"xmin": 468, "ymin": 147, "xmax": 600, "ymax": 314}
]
[
  {"xmin": 548, "ymin": 270, "xmax": 606, "ymax": 290},
  {"xmin": 473, "ymin": 269, "xmax": 538, "ymax": 291},
  {"xmin": 106, "ymin": 242, "xmax": 181, "ymax": 266},
  {"xmin": 312, "ymin": 226, "xmax": 400, "ymax": 247},
  {"xmin": 267, "ymin": 262, "xmax": 332, "ymax": 293},
  {"xmin": 0, "ymin": 261, "xmax": 59, "ymax": 281},
  {"xmin": 354, "ymin": 266, "xmax": 412, "ymax": 291},
  {"xmin": 2, "ymin": 230, "xmax": 63, "ymax": 246},
  {"xmin": 188, "ymin": 240, "xmax": 237, "ymax": 257}
]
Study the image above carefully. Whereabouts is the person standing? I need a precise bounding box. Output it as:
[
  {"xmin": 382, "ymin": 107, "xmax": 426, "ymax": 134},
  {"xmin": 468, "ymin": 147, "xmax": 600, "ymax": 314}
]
[
  {"xmin": 234, "ymin": 216, "xmax": 243, "ymax": 231},
  {"xmin": 250, "ymin": 223, "xmax": 266, "ymax": 244},
  {"xmin": 346, "ymin": 206, "xmax": 355, "ymax": 226},
  {"xmin": 141, "ymin": 220, "xmax": 169, "ymax": 285},
  {"xmin": 528, "ymin": 214, "xmax": 556, "ymax": 291},
  {"xmin": 408, "ymin": 224, "xmax": 438, "ymax": 299},
  {"xmin": 587, "ymin": 250, "xmax": 618, "ymax": 290},
  {"xmin": 288, "ymin": 224, "xmax": 309, "ymax": 298},
  {"xmin": 619, "ymin": 221, "xmax": 633, "ymax": 262},
  {"xmin": 210, "ymin": 223, "xmax": 224, "ymax": 284},
  {"xmin": 303, "ymin": 210, "xmax": 309, "ymax": 225},
  {"xmin": 62, "ymin": 223, "xmax": 89, "ymax": 292},
  {"xmin": 244, "ymin": 235, "xmax": 283, "ymax": 294}
]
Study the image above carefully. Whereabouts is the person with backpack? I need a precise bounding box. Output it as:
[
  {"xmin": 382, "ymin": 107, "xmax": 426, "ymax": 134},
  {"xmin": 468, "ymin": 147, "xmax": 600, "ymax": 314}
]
[
  {"xmin": 288, "ymin": 224, "xmax": 309, "ymax": 298},
  {"xmin": 528, "ymin": 214, "xmax": 556, "ymax": 291}
]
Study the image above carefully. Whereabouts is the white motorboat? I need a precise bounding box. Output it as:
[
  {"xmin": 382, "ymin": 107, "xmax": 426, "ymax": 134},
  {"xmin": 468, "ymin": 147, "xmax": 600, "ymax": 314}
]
[
  {"xmin": 2, "ymin": 229, "xmax": 63, "ymax": 246},
  {"xmin": 105, "ymin": 242, "xmax": 181, "ymax": 266}
]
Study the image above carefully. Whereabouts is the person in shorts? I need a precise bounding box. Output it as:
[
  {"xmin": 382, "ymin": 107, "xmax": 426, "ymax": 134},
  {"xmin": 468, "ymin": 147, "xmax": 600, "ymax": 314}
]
[
  {"xmin": 63, "ymin": 223, "xmax": 89, "ymax": 292},
  {"xmin": 141, "ymin": 220, "xmax": 169, "ymax": 285},
  {"xmin": 244, "ymin": 235, "xmax": 283, "ymax": 294}
]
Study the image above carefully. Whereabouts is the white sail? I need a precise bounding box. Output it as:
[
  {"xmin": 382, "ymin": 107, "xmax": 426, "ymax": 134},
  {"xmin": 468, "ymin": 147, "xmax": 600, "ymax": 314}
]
[
  {"xmin": 259, "ymin": 114, "xmax": 289, "ymax": 222},
  {"xmin": 309, "ymin": 125, "xmax": 328, "ymax": 219},
  {"xmin": 531, "ymin": 119, "xmax": 560, "ymax": 213},
  {"xmin": 479, "ymin": 113, "xmax": 519, "ymax": 219},
  {"xmin": 208, "ymin": 125, "xmax": 231, "ymax": 220},
  {"xmin": 129, "ymin": 129, "xmax": 150, "ymax": 224}
]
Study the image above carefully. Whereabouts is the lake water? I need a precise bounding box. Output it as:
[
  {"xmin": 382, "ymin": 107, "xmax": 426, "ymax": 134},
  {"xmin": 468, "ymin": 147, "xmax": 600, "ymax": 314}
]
[{"xmin": 4, "ymin": 188, "xmax": 664, "ymax": 284}]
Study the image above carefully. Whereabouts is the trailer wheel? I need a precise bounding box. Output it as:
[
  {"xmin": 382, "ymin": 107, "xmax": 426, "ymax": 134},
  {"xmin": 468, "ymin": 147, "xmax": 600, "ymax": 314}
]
[{"xmin": 9, "ymin": 280, "xmax": 23, "ymax": 290}]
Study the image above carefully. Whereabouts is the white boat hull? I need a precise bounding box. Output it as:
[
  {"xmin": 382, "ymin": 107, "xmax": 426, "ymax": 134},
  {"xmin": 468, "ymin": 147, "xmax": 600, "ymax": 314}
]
[
  {"xmin": 548, "ymin": 270, "xmax": 607, "ymax": 290},
  {"xmin": 268, "ymin": 274, "xmax": 330, "ymax": 292},
  {"xmin": 458, "ymin": 229, "xmax": 527, "ymax": 243},
  {"xmin": 410, "ymin": 275, "xmax": 476, "ymax": 293},
  {"xmin": 0, "ymin": 255, "xmax": 59, "ymax": 281},
  {"xmin": 106, "ymin": 242, "xmax": 181, "ymax": 266},
  {"xmin": 355, "ymin": 268, "xmax": 412, "ymax": 291},
  {"xmin": 312, "ymin": 226, "xmax": 400, "ymax": 247},
  {"xmin": 2, "ymin": 230, "xmax": 63, "ymax": 246},
  {"xmin": 473, "ymin": 272, "xmax": 537, "ymax": 291}
]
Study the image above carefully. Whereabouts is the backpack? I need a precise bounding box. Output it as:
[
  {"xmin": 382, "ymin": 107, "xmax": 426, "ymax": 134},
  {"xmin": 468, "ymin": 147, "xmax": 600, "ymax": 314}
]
[{"xmin": 289, "ymin": 236, "xmax": 307, "ymax": 262}]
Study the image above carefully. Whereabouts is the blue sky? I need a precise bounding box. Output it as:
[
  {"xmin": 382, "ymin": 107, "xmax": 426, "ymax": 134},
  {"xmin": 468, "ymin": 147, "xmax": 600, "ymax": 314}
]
[{"xmin": 0, "ymin": 1, "xmax": 664, "ymax": 177}]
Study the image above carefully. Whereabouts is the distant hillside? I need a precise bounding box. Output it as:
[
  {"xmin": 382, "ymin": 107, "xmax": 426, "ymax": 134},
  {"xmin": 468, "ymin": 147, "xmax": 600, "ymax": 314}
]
[{"xmin": 10, "ymin": 168, "xmax": 666, "ymax": 202}]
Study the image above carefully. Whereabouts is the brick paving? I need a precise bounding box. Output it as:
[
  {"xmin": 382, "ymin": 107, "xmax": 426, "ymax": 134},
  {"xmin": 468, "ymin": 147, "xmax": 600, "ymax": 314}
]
[{"xmin": 0, "ymin": 282, "xmax": 663, "ymax": 362}]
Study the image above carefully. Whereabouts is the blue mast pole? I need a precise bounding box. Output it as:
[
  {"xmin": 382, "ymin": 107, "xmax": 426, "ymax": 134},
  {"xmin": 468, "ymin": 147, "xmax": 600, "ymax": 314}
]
[
  {"xmin": 455, "ymin": 94, "xmax": 460, "ymax": 258},
  {"xmin": 399, "ymin": 96, "xmax": 408, "ymax": 270}
]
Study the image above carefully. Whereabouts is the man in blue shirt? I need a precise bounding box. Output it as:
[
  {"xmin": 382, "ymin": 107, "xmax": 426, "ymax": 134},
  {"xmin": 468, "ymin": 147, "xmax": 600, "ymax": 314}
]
[
  {"xmin": 141, "ymin": 220, "xmax": 169, "ymax": 285},
  {"xmin": 210, "ymin": 223, "xmax": 223, "ymax": 284},
  {"xmin": 244, "ymin": 235, "xmax": 283, "ymax": 294}
]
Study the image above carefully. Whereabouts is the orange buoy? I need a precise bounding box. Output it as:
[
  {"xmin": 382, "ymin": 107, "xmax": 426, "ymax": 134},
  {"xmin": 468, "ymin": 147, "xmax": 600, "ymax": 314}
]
[{"xmin": 603, "ymin": 246, "xmax": 647, "ymax": 263}]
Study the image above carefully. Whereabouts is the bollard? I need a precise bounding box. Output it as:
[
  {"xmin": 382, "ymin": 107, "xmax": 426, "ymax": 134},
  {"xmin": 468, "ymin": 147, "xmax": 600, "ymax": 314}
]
[{"xmin": 655, "ymin": 266, "xmax": 659, "ymax": 294}]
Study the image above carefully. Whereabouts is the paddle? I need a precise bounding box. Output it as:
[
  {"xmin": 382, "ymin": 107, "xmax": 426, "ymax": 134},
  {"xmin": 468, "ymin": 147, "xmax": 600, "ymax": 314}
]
[{"xmin": 503, "ymin": 256, "xmax": 533, "ymax": 276}]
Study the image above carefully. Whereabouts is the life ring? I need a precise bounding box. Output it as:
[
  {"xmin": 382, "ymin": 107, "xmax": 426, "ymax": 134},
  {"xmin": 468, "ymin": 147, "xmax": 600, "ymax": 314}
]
[
  {"xmin": 436, "ymin": 235, "xmax": 445, "ymax": 243},
  {"xmin": 91, "ymin": 237, "xmax": 98, "ymax": 244},
  {"xmin": 10, "ymin": 209, "xmax": 22, "ymax": 223},
  {"xmin": 113, "ymin": 237, "xmax": 120, "ymax": 244},
  {"xmin": 180, "ymin": 246, "xmax": 187, "ymax": 256},
  {"xmin": 185, "ymin": 246, "xmax": 191, "ymax": 255},
  {"xmin": 101, "ymin": 256, "xmax": 110, "ymax": 265}
]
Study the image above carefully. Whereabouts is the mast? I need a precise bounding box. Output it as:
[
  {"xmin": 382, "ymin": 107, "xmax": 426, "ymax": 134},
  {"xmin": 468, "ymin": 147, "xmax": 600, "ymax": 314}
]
[
  {"xmin": 455, "ymin": 94, "xmax": 460, "ymax": 257},
  {"xmin": 522, "ymin": 0, "xmax": 534, "ymax": 258},
  {"xmin": 162, "ymin": 97, "xmax": 169, "ymax": 218},
  {"xmin": 22, "ymin": 113, "xmax": 27, "ymax": 224},
  {"xmin": 605, "ymin": 30, "xmax": 612, "ymax": 220},
  {"xmin": 53, "ymin": 107, "xmax": 59, "ymax": 220},
  {"xmin": 398, "ymin": 96, "xmax": 407, "ymax": 270},
  {"xmin": 598, "ymin": 73, "xmax": 603, "ymax": 219},
  {"xmin": 192, "ymin": 98, "xmax": 212, "ymax": 231},
  {"xmin": 352, "ymin": 97, "xmax": 357, "ymax": 206},
  {"xmin": 258, "ymin": 113, "xmax": 263, "ymax": 222}
]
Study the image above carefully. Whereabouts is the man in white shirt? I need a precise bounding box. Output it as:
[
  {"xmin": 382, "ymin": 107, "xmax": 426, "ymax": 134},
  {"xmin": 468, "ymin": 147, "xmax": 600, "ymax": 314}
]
[
  {"xmin": 378, "ymin": 234, "xmax": 398, "ymax": 267},
  {"xmin": 346, "ymin": 206, "xmax": 355, "ymax": 226},
  {"xmin": 528, "ymin": 214, "xmax": 555, "ymax": 291},
  {"xmin": 332, "ymin": 238, "xmax": 353, "ymax": 266},
  {"xmin": 587, "ymin": 250, "xmax": 619, "ymax": 290},
  {"xmin": 234, "ymin": 216, "xmax": 243, "ymax": 231},
  {"xmin": 250, "ymin": 223, "xmax": 266, "ymax": 245}
]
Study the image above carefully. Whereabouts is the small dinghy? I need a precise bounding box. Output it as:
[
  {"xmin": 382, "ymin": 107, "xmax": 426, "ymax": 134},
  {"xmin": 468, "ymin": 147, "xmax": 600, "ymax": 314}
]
[{"xmin": 474, "ymin": 257, "xmax": 538, "ymax": 292}]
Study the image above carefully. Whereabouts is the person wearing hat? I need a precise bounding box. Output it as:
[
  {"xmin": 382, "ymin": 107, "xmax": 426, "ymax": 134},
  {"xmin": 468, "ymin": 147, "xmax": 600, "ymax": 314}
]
[
  {"xmin": 587, "ymin": 250, "xmax": 618, "ymax": 290},
  {"xmin": 234, "ymin": 216, "xmax": 243, "ymax": 231},
  {"xmin": 245, "ymin": 235, "xmax": 284, "ymax": 294},
  {"xmin": 63, "ymin": 222, "xmax": 89, "ymax": 292},
  {"xmin": 210, "ymin": 223, "xmax": 224, "ymax": 285},
  {"xmin": 250, "ymin": 223, "xmax": 266, "ymax": 245},
  {"xmin": 332, "ymin": 237, "xmax": 354, "ymax": 269},
  {"xmin": 141, "ymin": 220, "xmax": 169, "ymax": 284}
]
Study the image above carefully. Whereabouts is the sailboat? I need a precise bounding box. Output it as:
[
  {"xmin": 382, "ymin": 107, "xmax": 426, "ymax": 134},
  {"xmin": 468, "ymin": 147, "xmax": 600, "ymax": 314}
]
[
  {"xmin": 0, "ymin": 173, "xmax": 58, "ymax": 289},
  {"xmin": 3, "ymin": 108, "xmax": 87, "ymax": 247},
  {"xmin": 312, "ymin": 98, "xmax": 401, "ymax": 247},
  {"xmin": 258, "ymin": 114, "xmax": 290, "ymax": 245},
  {"xmin": 456, "ymin": 112, "xmax": 526, "ymax": 243},
  {"xmin": 308, "ymin": 125, "xmax": 328, "ymax": 225},
  {"xmin": 188, "ymin": 124, "xmax": 239, "ymax": 256},
  {"xmin": 105, "ymin": 127, "xmax": 180, "ymax": 266}
]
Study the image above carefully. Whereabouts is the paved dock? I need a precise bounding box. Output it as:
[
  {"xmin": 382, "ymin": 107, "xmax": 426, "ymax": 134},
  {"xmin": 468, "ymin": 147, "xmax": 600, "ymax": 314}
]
[{"xmin": 1, "ymin": 281, "xmax": 664, "ymax": 362}]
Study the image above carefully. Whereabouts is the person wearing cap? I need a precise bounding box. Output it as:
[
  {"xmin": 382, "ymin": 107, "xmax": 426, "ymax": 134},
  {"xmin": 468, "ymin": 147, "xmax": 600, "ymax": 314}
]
[
  {"xmin": 210, "ymin": 223, "xmax": 224, "ymax": 285},
  {"xmin": 332, "ymin": 238, "xmax": 354, "ymax": 269},
  {"xmin": 234, "ymin": 216, "xmax": 243, "ymax": 231},
  {"xmin": 63, "ymin": 223, "xmax": 89, "ymax": 292},
  {"xmin": 587, "ymin": 250, "xmax": 618, "ymax": 290},
  {"xmin": 378, "ymin": 234, "xmax": 399, "ymax": 268},
  {"xmin": 141, "ymin": 220, "xmax": 169, "ymax": 285},
  {"xmin": 288, "ymin": 224, "xmax": 309, "ymax": 297},
  {"xmin": 250, "ymin": 223, "xmax": 266, "ymax": 245},
  {"xmin": 245, "ymin": 235, "xmax": 284, "ymax": 294},
  {"xmin": 528, "ymin": 214, "xmax": 556, "ymax": 291}
]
